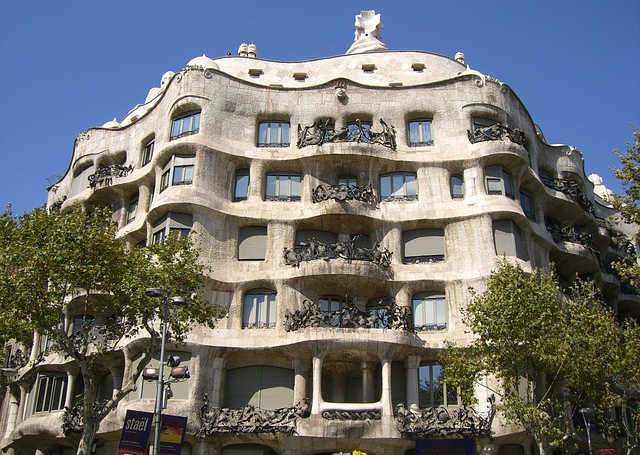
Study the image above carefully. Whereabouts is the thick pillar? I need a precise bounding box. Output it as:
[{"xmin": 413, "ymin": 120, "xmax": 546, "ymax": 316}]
[
  {"xmin": 381, "ymin": 359, "xmax": 393, "ymax": 416},
  {"xmin": 209, "ymin": 357, "xmax": 225, "ymax": 408},
  {"xmin": 64, "ymin": 371, "xmax": 76, "ymax": 408},
  {"xmin": 361, "ymin": 360, "xmax": 375, "ymax": 402},
  {"xmin": 293, "ymin": 359, "xmax": 309, "ymax": 404},
  {"xmin": 406, "ymin": 355, "xmax": 421, "ymax": 408},
  {"xmin": 3, "ymin": 389, "xmax": 20, "ymax": 438},
  {"xmin": 311, "ymin": 355, "xmax": 323, "ymax": 415},
  {"xmin": 15, "ymin": 384, "xmax": 26, "ymax": 425}
]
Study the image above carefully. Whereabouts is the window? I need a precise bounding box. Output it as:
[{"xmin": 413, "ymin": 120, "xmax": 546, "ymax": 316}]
[
  {"xmin": 450, "ymin": 174, "xmax": 464, "ymax": 199},
  {"xmin": 403, "ymin": 229, "xmax": 445, "ymax": 263},
  {"xmin": 225, "ymin": 366, "xmax": 294, "ymax": 410},
  {"xmin": 234, "ymin": 169, "xmax": 250, "ymax": 201},
  {"xmin": 238, "ymin": 226, "xmax": 267, "ymax": 261},
  {"xmin": 347, "ymin": 120, "xmax": 372, "ymax": 143},
  {"xmin": 142, "ymin": 139, "xmax": 154, "ymax": 166},
  {"xmin": 151, "ymin": 212, "xmax": 192, "ymax": 244},
  {"xmin": 70, "ymin": 163, "xmax": 95, "ymax": 197},
  {"xmin": 170, "ymin": 111, "xmax": 200, "ymax": 140},
  {"xmin": 160, "ymin": 155, "xmax": 195, "ymax": 192},
  {"xmin": 485, "ymin": 165, "xmax": 514, "ymax": 198},
  {"xmin": 519, "ymin": 190, "xmax": 535, "ymax": 221},
  {"xmin": 265, "ymin": 173, "xmax": 301, "ymax": 201},
  {"xmin": 408, "ymin": 119, "xmax": 433, "ymax": 147},
  {"xmin": 472, "ymin": 117, "xmax": 497, "ymax": 131},
  {"xmin": 412, "ymin": 292, "xmax": 447, "ymax": 331},
  {"xmin": 257, "ymin": 121, "xmax": 290, "ymax": 147},
  {"xmin": 418, "ymin": 362, "xmax": 458, "ymax": 408},
  {"xmin": 138, "ymin": 351, "xmax": 191, "ymax": 401},
  {"xmin": 319, "ymin": 295, "xmax": 348, "ymax": 327},
  {"xmin": 33, "ymin": 373, "xmax": 67, "ymax": 413},
  {"xmin": 126, "ymin": 192, "xmax": 139, "ymax": 224},
  {"xmin": 379, "ymin": 172, "xmax": 417, "ymax": 202},
  {"xmin": 493, "ymin": 219, "xmax": 528, "ymax": 260},
  {"xmin": 338, "ymin": 175, "xmax": 357, "ymax": 187},
  {"xmin": 243, "ymin": 289, "xmax": 277, "ymax": 329}
]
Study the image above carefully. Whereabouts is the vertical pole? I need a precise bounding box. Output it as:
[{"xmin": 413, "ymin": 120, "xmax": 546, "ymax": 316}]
[{"xmin": 152, "ymin": 296, "xmax": 168, "ymax": 455}]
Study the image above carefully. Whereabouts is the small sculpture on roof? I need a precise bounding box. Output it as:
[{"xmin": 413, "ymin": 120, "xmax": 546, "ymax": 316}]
[{"xmin": 346, "ymin": 10, "xmax": 388, "ymax": 54}]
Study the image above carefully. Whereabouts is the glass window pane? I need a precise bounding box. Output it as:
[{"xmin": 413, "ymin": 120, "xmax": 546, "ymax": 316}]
[
  {"xmin": 269, "ymin": 123, "xmax": 279, "ymax": 144},
  {"xmin": 425, "ymin": 299, "xmax": 435, "ymax": 325},
  {"xmin": 278, "ymin": 177, "xmax": 289, "ymax": 196},
  {"xmin": 503, "ymin": 172, "xmax": 514, "ymax": 198},
  {"xmin": 183, "ymin": 165, "xmax": 194, "ymax": 183},
  {"xmin": 409, "ymin": 122, "xmax": 420, "ymax": 144},
  {"xmin": 413, "ymin": 300, "xmax": 424, "ymax": 326},
  {"xmin": 266, "ymin": 175, "xmax": 276, "ymax": 197},
  {"xmin": 258, "ymin": 123, "xmax": 268, "ymax": 144},
  {"xmin": 281, "ymin": 123, "xmax": 289, "ymax": 144},
  {"xmin": 421, "ymin": 121, "xmax": 432, "ymax": 144},
  {"xmin": 487, "ymin": 178, "xmax": 502, "ymax": 194},
  {"xmin": 392, "ymin": 174, "xmax": 405, "ymax": 196},
  {"xmin": 171, "ymin": 120, "xmax": 181, "ymax": 138},
  {"xmin": 436, "ymin": 298, "xmax": 445, "ymax": 324},
  {"xmin": 192, "ymin": 112, "xmax": 200, "ymax": 132},
  {"xmin": 405, "ymin": 176, "xmax": 417, "ymax": 196},
  {"xmin": 290, "ymin": 175, "xmax": 301, "ymax": 196},
  {"xmin": 235, "ymin": 173, "xmax": 249, "ymax": 200},
  {"xmin": 380, "ymin": 175, "xmax": 391, "ymax": 198}
]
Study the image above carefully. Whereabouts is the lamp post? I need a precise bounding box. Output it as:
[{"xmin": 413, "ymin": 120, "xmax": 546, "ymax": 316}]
[
  {"xmin": 145, "ymin": 288, "xmax": 186, "ymax": 455},
  {"xmin": 578, "ymin": 407, "xmax": 595, "ymax": 455}
]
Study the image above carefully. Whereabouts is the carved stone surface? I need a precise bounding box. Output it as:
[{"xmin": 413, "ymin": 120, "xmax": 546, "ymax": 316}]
[
  {"xmin": 198, "ymin": 396, "xmax": 310, "ymax": 435},
  {"xmin": 394, "ymin": 399, "xmax": 494, "ymax": 437},
  {"xmin": 467, "ymin": 124, "xmax": 526, "ymax": 146},
  {"xmin": 283, "ymin": 236, "xmax": 392, "ymax": 268},
  {"xmin": 312, "ymin": 183, "xmax": 374, "ymax": 204},
  {"xmin": 540, "ymin": 173, "xmax": 595, "ymax": 214},
  {"xmin": 297, "ymin": 119, "xmax": 396, "ymax": 150},
  {"xmin": 88, "ymin": 164, "xmax": 133, "ymax": 189},
  {"xmin": 284, "ymin": 298, "xmax": 413, "ymax": 332},
  {"xmin": 322, "ymin": 410, "xmax": 381, "ymax": 420}
]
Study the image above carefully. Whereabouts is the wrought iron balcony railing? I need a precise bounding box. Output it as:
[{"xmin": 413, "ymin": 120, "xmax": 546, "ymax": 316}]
[{"xmin": 283, "ymin": 236, "xmax": 392, "ymax": 268}]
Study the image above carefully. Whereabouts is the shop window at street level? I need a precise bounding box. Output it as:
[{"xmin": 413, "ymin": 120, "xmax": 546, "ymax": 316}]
[
  {"xmin": 265, "ymin": 173, "xmax": 301, "ymax": 201},
  {"xmin": 257, "ymin": 121, "xmax": 290, "ymax": 147},
  {"xmin": 170, "ymin": 110, "xmax": 201, "ymax": 140},
  {"xmin": 408, "ymin": 119, "xmax": 433, "ymax": 147},
  {"xmin": 243, "ymin": 289, "xmax": 277, "ymax": 329},
  {"xmin": 412, "ymin": 292, "xmax": 447, "ymax": 331},
  {"xmin": 379, "ymin": 172, "xmax": 417, "ymax": 202}
]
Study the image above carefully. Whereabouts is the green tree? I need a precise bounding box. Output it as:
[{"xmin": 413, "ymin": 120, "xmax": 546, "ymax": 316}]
[
  {"xmin": 612, "ymin": 126, "xmax": 640, "ymax": 288},
  {"xmin": 444, "ymin": 260, "xmax": 640, "ymax": 455},
  {"xmin": 0, "ymin": 205, "xmax": 221, "ymax": 455}
]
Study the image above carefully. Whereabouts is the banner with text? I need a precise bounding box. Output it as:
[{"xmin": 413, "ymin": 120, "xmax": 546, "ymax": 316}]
[{"xmin": 117, "ymin": 409, "xmax": 154, "ymax": 455}]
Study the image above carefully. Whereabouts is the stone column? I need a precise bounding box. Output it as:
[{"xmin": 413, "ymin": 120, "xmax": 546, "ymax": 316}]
[
  {"xmin": 209, "ymin": 357, "xmax": 225, "ymax": 408},
  {"xmin": 361, "ymin": 360, "xmax": 375, "ymax": 402},
  {"xmin": 249, "ymin": 161, "xmax": 265, "ymax": 202},
  {"xmin": 311, "ymin": 355, "xmax": 324, "ymax": 415},
  {"xmin": 406, "ymin": 355, "xmax": 421, "ymax": 409},
  {"xmin": 3, "ymin": 389, "xmax": 20, "ymax": 438},
  {"xmin": 293, "ymin": 359, "xmax": 309, "ymax": 404},
  {"xmin": 64, "ymin": 371, "xmax": 76, "ymax": 408},
  {"xmin": 15, "ymin": 384, "xmax": 26, "ymax": 425},
  {"xmin": 380, "ymin": 358, "xmax": 393, "ymax": 416}
]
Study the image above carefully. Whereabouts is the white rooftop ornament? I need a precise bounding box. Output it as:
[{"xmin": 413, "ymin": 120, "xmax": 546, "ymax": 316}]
[{"xmin": 346, "ymin": 10, "xmax": 388, "ymax": 54}]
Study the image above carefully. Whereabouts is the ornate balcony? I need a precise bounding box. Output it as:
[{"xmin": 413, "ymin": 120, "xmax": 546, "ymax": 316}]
[
  {"xmin": 467, "ymin": 124, "xmax": 526, "ymax": 146},
  {"xmin": 312, "ymin": 183, "xmax": 374, "ymax": 204},
  {"xmin": 284, "ymin": 298, "xmax": 412, "ymax": 332},
  {"xmin": 88, "ymin": 164, "xmax": 133, "ymax": 189},
  {"xmin": 198, "ymin": 395, "xmax": 310, "ymax": 435},
  {"xmin": 283, "ymin": 236, "xmax": 392, "ymax": 268},
  {"xmin": 297, "ymin": 119, "xmax": 396, "ymax": 150},
  {"xmin": 540, "ymin": 173, "xmax": 594, "ymax": 214}
]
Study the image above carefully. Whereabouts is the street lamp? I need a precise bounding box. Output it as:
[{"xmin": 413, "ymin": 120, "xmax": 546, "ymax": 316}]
[
  {"xmin": 145, "ymin": 288, "xmax": 187, "ymax": 455},
  {"xmin": 578, "ymin": 407, "xmax": 595, "ymax": 455}
]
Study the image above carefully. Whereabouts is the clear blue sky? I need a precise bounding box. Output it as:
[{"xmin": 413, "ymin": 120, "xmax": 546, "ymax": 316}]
[{"xmin": 1, "ymin": 1, "xmax": 639, "ymax": 216}]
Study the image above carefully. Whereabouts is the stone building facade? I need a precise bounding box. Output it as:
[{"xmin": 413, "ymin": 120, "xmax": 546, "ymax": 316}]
[{"xmin": 1, "ymin": 10, "xmax": 637, "ymax": 455}]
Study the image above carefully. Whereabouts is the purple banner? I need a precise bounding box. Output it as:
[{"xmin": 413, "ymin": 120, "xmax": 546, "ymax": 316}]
[
  {"xmin": 416, "ymin": 439, "xmax": 475, "ymax": 455},
  {"xmin": 117, "ymin": 410, "xmax": 154, "ymax": 455},
  {"xmin": 159, "ymin": 414, "xmax": 188, "ymax": 455}
]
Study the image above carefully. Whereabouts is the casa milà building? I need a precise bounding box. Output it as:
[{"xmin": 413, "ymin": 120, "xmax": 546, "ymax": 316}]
[{"xmin": 1, "ymin": 10, "xmax": 638, "ymax": 455}]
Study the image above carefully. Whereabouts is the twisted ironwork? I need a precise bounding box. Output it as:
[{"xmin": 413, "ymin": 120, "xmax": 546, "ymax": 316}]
[
  {"xmin": 540, "ymin": 174, "xmax": 594, "ymax": 214},
  {"xmin": 322, "ymin": 409, "xmax": 381, "ymax": 420},
  {"xmin": 198, "ymin": 395, "xmax": 310, "ymax": 435},
  {"xmin": 394, "ymin": 398, "xmax": 494, "ymax": 437},
  {"xmin": 297, "ymin": 119, "xmax": 396, "ymax": 150},
  {"xmin": 312, "ymin": 183, "xmax": 374, "ymax": 204},
  {"xmin": 467, "ymin": 124, "xmax": 526, "ymax": 146},
  {"xmin": 283, "ymin": 236, "xmax": 392, "ymax": 268},
  {"xmin": 88, "ymin": 164, "xmax": 134, "ymax": 189},
  {"xmin": 284, "ymin": 298, "xmax": 413, "ymax": 332}
]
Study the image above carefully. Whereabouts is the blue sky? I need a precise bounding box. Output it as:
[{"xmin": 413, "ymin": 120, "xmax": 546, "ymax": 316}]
[{"xmin": 1, "ymin": 1, "xmax": 639, "ymax": 216}]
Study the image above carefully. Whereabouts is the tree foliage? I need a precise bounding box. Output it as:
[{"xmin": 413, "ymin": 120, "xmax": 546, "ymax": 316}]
[
  {"xmin": 612, "ymin": 126, "xmax": 640, "ymax": 289},
  {"xmin": 444, "ymin": 260, "xmax": 640, "ymax": 455},
  {"xmin": 0, "ymin": 205, "xmax": 221, "ymax": 455}
]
